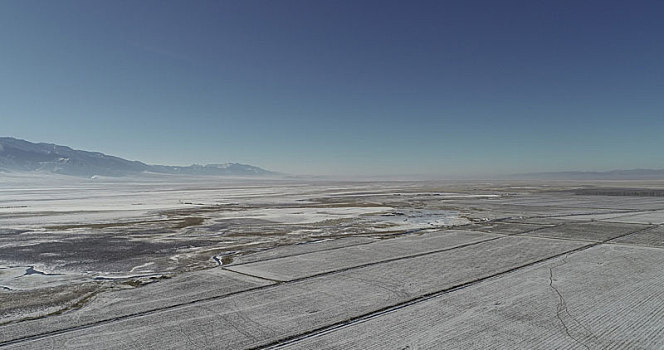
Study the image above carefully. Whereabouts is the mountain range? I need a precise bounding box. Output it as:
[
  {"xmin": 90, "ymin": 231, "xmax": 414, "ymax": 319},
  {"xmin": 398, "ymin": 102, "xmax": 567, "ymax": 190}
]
[
  {"xmin": 508, "ymin": 169, "xmax": 664, "ymax": 180},
  {"xmin": 2, "ymin": 137, "xmax": 662, "ymax": 180},
  {"xmin": 0, "ymin": 137, "xmax": 275, "ymax": 177}
]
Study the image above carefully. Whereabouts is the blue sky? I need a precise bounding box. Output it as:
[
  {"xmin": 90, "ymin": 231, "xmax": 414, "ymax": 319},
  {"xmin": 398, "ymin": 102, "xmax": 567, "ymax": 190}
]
[{"xmin": 1, "ymin": 0, "xmax": 663, "ymax": 176}]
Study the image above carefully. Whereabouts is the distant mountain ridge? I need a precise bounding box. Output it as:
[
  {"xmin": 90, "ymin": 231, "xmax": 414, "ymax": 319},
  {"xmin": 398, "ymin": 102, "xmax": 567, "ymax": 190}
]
[
  {"xmin": 510, "ymin": 169, "xmax": 664, "ymax": 180},
  {"xmin": 0, "ymin": 137, "xmax": 276, "ymax": 177}
]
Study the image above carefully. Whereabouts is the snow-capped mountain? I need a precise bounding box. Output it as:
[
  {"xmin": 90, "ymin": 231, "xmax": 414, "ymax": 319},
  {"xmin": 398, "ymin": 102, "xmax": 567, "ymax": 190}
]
[{"xmin": 0, "ymin": 137, "xmax": 275, "ymax": 177}]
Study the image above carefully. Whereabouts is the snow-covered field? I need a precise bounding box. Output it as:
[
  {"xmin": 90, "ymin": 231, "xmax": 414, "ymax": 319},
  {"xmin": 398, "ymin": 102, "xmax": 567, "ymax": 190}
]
[{"xmin": 0, "ymin": 173, "xmax": 491, "ymax": 292}]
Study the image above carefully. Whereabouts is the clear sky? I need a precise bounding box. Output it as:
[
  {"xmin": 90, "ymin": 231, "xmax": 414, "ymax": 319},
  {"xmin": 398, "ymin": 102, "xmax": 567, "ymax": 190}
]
[{"xmin": 1, "ymin": 0, "xmax": 663, "ymax": 177}]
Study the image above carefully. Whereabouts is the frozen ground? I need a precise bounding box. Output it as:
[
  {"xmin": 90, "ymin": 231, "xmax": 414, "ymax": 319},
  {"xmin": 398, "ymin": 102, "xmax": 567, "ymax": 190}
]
[
  {"xmin": 1, "ymin": 175, "xmax": 664, "ymax": 349},
  {"xmin": 0, "ymin": 174, "xmax": 479, "ymax": 313}
]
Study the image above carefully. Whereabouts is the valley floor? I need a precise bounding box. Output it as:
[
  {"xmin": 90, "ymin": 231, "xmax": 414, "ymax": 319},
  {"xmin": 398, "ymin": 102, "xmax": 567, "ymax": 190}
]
[{"xmin": 1, "ymin": 176, "xmax": 664, "ymax": 349}]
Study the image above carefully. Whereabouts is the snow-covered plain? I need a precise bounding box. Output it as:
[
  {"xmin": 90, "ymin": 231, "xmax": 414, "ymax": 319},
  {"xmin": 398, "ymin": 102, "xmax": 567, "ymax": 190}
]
[
  {"xmin": 4, "ymin": 176, "xmax": 664, "ymax": 348},
  {"xmin": 0, "ymin": 173, "xmax": 485, "ymax": 292}
]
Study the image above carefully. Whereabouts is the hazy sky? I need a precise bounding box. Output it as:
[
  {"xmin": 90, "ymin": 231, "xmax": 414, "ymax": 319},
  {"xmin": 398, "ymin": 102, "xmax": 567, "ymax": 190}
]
[{"xmin": 1, "ymin": 1, "xmax": 663, "ymax": 176}]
